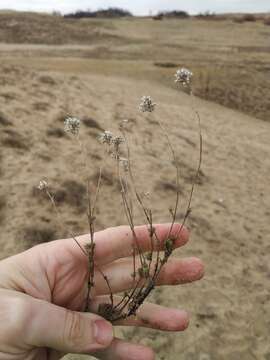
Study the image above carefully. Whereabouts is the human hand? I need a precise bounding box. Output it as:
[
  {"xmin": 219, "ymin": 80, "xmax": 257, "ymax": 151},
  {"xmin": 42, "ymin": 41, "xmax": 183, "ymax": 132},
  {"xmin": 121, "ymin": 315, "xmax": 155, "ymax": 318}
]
[{"xmin": 0, "ymin": 223, "xmax": 204, "ymax": 360}]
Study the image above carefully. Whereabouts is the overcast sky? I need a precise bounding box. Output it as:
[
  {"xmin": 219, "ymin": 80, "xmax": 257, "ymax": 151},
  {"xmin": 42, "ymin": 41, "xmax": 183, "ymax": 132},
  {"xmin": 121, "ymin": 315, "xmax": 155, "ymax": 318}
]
[{"xmin": 0, "ymin": 0, "xmax": 269, "ymax": 15}]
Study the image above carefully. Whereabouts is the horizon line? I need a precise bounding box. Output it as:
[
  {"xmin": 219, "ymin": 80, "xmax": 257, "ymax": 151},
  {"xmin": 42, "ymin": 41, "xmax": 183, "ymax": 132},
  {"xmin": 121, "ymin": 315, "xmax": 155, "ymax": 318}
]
[{"xmin": 0, "ymin": 8, "xmax": 270, "ymax": 16}]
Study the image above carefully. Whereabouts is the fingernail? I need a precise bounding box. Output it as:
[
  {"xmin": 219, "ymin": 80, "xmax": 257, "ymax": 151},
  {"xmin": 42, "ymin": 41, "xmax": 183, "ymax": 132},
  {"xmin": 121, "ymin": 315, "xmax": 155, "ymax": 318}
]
[{"xmin": 94, "ymin": 320, "xmax": 113, "ymax": 345}]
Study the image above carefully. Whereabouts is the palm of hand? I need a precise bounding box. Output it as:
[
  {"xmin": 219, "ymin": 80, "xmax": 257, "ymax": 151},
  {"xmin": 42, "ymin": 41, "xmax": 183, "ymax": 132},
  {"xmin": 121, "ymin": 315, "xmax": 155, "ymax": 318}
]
[{"xmin": 0, "ymin": 224, "xmax": 204, "ymax": 360}]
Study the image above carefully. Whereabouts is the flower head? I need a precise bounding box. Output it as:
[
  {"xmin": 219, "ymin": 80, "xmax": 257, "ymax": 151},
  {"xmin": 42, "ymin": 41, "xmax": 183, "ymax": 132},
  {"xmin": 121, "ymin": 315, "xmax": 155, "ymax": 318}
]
[
  {"xmin": 175, "ymin": 68, "xmax": 193, "ymax": 87},
  {"xmin": 139, "ymin": 96, "xmax": 156, "ymax": 113},
  {"xmin": 64, "ymin": 117, "xmax": 80, "ymax": 135},
  {"xmin": 99, "ymin": 130, "xmax": 114, "ymax": 145},
  {"xmin": 112, "ymin": 136, "xmax": 124, "ymax": 147},
  {"xmin": 37, "ymin": 180, "xmax": 48, "ymax": 191}
]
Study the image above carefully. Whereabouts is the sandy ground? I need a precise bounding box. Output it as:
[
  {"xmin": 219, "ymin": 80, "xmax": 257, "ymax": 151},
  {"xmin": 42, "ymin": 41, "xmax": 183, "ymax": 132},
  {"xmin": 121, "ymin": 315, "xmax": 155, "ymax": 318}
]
[
  {"xmin": 0, "ymin": 11, "xmax": 269, "ymax": 360},
  {"xmin": 0, "ymin": 57, "xmax": 269, "ymax": 360}
]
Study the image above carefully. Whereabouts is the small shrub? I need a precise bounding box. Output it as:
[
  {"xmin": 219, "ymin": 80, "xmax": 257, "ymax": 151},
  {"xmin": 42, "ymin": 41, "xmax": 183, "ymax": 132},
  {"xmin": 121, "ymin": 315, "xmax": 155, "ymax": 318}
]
[
  {"xmin": 64, "ymin": 7, "xmax": 132, "ymax": 19},
  {"xmin": 264, "ymin": 18, "xmax": 270, "ymax": 26},
  {"xmin": 159, "ymin": 10, "xmax": 189, "ymax": 19},
  {"xmin": 242, "ymin": 14, "xmax": 256, "ymax": 22}
]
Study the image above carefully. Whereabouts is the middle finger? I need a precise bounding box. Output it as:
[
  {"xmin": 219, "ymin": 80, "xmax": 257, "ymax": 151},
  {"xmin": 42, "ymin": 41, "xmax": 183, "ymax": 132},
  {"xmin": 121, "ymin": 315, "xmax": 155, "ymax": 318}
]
[{"xmin": 94, "ymin": 256, "xmax": 204, "ymax": 295}]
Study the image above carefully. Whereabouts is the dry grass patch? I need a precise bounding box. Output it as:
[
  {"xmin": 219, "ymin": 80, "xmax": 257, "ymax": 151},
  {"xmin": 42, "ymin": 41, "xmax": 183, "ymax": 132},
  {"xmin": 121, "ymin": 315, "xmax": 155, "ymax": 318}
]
[
  {"xmin": 54, "ymin": 180, "xmax": 87, "ymax": 212},
  {"xmin": 2, "ymin": 129, "xmax": 29, "ymax": 150},
  {"xmin": 20, "ymin": 223, "xmax": 57, "ymax": 247},
  {"xmin": 46, "ymin": 127, "xmax": 66, "ymax": 138}
]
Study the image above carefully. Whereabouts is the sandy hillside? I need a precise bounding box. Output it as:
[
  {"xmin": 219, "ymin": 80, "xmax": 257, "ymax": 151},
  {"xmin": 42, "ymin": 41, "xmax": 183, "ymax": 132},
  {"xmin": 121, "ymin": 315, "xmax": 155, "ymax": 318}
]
[{"xmin": 0, "ymin": 12, "xmax": 270, "ymax": 360}]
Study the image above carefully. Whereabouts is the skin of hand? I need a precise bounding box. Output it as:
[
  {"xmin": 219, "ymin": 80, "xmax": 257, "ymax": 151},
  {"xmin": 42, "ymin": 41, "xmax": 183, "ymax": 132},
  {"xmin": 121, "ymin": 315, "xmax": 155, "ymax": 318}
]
[{"xmin": 0, "ymin": 223, "xmax": 204, "ymax": 360}]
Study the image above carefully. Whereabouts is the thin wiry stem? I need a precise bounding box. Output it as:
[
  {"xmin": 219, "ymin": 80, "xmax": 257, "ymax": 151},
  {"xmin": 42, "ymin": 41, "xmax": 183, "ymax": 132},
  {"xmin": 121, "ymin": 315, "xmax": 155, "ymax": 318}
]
[{"xmin": 45, "ymin": 189, "xmax": 88, "ymax": 256}]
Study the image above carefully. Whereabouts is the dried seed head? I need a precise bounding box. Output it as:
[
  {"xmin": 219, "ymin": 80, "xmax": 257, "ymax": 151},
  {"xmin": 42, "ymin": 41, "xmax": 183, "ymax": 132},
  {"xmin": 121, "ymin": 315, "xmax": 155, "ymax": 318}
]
[
  {"xmin": 175, "ymin": 68, "xmax": 193, "ymax": 87},
  {"xmin": 64, "ymin": 116, "xmax": 80, "ymax": 135},
  {"xmin": 139, "ymin": 96, "xmax": 156, "ymax": 113},
  {"xmin": 119, "ymin": 157, "xmax": 129, "ymax": 172},
  {"xmin": 99, "ymin": 130, "xmax": 114, "ymax": 145},
  {"xmin": 37, "ymin": 179, "xmax": 48, "ymax": 191},
  {"xmin": 112, "ymin": 135, "xmax": 124, "ymax": 147}
]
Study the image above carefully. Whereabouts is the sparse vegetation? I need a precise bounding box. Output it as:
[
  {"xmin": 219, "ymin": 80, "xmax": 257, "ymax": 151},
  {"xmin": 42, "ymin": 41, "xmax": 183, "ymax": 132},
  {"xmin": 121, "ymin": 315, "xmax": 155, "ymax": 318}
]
[
  {"xmin": 158, "ymin": 10, "xmax": 189, "ymax": 19},
  {"xmin": 0, "ymin": 10, "xmax": 269, "ymax": 359},
  {"xmin": 64, "ymin": 8, "xmax": 133, "ymax": 19},
  {"xmin": 242, "ymin": 14, "xmax": 257, "ymax": 22},
  {"xmin": 38, "ymin": 70, "xmax": 202, "ymax": 322}
]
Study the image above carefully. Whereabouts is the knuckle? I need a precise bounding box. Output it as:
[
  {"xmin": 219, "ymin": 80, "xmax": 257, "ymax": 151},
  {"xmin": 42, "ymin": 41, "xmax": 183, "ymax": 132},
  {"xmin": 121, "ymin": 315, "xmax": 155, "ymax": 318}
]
[{"xmin": 63, "ymin": 310, "xmax": 87, "ymax": 351}]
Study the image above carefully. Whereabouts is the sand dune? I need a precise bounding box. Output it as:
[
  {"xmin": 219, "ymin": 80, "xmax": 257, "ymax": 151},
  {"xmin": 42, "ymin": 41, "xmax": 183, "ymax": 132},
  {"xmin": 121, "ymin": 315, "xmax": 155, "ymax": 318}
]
[{"xmin": 0, "ymin": 57, "xmax": 269, "ymax": 359}]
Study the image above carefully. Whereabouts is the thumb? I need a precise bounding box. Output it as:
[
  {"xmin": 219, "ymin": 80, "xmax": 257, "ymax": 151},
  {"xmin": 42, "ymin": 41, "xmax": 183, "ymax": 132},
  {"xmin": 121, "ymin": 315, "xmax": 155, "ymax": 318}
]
[{"xmin": 29, "ymin": 297, "xmax": 114, "ymax": 354}]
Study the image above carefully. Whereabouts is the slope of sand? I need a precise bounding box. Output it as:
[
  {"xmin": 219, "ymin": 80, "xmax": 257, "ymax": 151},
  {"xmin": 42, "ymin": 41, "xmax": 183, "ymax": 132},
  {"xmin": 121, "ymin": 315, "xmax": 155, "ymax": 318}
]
[{"xmin": 0, "ymin": 60, "xmax": 269, "ymax": 359}]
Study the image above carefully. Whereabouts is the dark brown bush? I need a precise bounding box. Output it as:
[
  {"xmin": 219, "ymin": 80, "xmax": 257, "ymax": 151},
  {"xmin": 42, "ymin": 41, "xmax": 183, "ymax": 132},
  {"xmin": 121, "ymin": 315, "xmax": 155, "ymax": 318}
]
[
  {"xmin": 242, "ymin": 14, "xmax": 257, "ymax": 22},
  {"xmin": 264, "ymin": 18, "xmax": 270, "ymax": 26}
]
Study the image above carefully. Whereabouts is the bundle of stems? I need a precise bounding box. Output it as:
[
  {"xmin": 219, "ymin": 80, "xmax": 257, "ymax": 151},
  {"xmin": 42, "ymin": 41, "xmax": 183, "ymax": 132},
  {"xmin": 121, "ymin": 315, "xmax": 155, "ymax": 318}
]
[{"xmin": 38, "ymin": 68, "xmax": 202, "ymax": 322}]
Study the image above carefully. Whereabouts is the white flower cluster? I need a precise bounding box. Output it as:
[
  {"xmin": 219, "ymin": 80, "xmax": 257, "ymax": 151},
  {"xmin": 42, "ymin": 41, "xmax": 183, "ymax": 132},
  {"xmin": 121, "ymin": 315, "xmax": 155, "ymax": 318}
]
[
  {"xmin": 64, "ymin": 117, "xmax": 80, "ymax": 135},
  {"xmin": 139, "ymin": 96, "xmax": 156, "ymax": 113},
  {"xmin": 99, "ymin": 131, "xmax": 124, "ymax": 147},
  {"xmin": 99, "ymin": 131, "xmax": 127, "ymax": 164},
  {"xmin": 37, "ymin": 180, "xmax": 48, "ymax": 191},
  {"xmin": 99, "ymin": 130, "xmax": 114, "ymax": 145},
  {"xmin": 175, "ymin": 68, "xmax": 193, "ymax": 87}
]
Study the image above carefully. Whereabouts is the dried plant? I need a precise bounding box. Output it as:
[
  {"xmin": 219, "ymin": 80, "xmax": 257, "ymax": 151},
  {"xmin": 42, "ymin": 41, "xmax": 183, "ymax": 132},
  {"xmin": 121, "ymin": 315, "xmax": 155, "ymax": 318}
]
[{"xmin": 38, "ymin": 69, "xmax": 202, "ymax": 322}]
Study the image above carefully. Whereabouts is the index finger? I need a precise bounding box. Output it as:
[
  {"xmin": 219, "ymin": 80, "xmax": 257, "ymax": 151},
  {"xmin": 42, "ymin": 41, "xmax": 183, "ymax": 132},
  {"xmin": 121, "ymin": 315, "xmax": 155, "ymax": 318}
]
[{"xmin": 75, "ymin": 223, "xmax": 189, "ymax": 265}]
